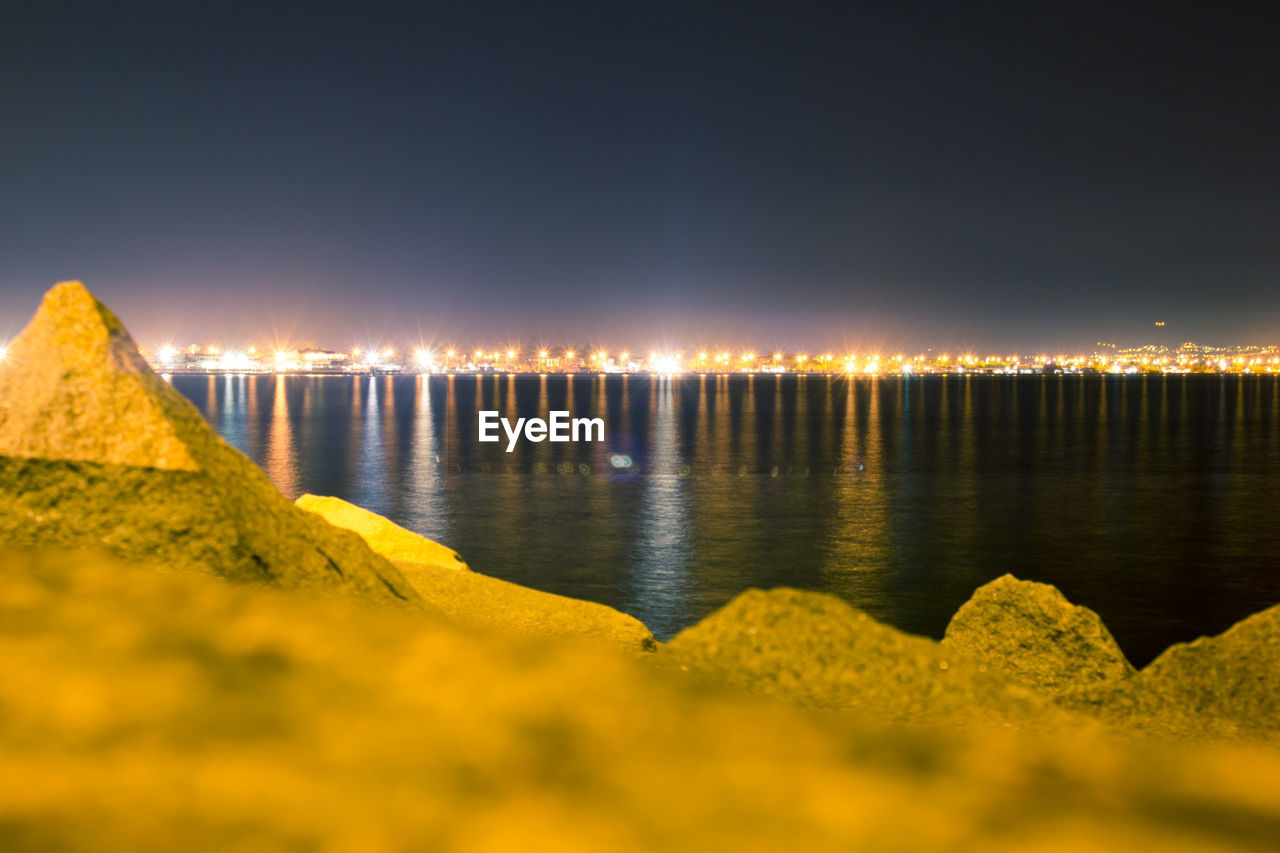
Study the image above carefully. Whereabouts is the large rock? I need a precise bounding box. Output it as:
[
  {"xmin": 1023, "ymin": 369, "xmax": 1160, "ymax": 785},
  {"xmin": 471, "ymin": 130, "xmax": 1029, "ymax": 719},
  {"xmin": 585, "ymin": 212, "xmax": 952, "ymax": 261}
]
[
  {"xmin": 942, "ymin": 574, "xmax": 1134, "ymax": 695},
  {"xmin": 0, "ymin": 281, "xmax": 419, "ymax": 604},
  {"xmin": 296, "ymin": 494, "xmax": 470, "ymax": 571},
  {"xmin": 666, "ymin": 588, "xmax": 1045, "ymax": 723},
  {"xmin": 1066, "ymin": 603, "xmax": 1280, "ymax": 740}
]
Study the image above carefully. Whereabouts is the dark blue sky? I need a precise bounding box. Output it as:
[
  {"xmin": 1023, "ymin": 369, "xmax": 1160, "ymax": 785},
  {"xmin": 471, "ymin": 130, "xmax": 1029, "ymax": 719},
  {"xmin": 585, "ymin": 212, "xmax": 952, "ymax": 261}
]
[{"xmin": 2, "ymin": 2, "xmax": 1276, "ymax": 352}]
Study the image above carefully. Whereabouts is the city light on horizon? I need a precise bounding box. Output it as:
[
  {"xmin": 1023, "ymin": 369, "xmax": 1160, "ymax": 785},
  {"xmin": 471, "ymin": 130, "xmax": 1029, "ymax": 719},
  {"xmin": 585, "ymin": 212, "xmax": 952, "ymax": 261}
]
[{"xmin": 134, "ymin": 332, "xmax": 1280, "ymax": 377}]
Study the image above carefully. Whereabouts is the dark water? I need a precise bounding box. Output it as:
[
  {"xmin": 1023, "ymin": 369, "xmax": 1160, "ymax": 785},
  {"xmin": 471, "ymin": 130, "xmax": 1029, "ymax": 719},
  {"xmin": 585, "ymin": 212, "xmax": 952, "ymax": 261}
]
[{"xmin": 173, "ymin": 373, "xmax": 1280, "ymax": 665}]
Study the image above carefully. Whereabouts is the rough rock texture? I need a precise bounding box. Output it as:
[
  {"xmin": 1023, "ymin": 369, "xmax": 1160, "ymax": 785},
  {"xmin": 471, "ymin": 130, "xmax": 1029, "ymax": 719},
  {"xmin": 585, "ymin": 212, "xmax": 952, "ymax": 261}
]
[
  {"xmin": 1140, "ymin": 604, "xmax": 1280, "ymax": 726},
  {"xmin": 0, "ymin": 282, "xmax": 419, "ymax": 604},
  {"xmin": 0, "ymin": 282, "xmax": 200, "ymax": 470},
  {"xmin": 1065, "ymin": 603, "xmax": 1280, "ymax": 741},
  {"xmin": 296, "ymin": 494, "xmax": 470, "ymax": 571},
  {"xmin": 5, "ymin": 550, "xmax": 1280, "ymax": 852},
  {"xmin": 942, "ymin": 574, "xmax": 1134, "ymax": 695},
  {"xmin": 666, "ymin": 588, "xmax": 1047, "ymax": 723},
  {"xmin": 394, "ymin": 559, "xmax": 658, "ymax": 654}
]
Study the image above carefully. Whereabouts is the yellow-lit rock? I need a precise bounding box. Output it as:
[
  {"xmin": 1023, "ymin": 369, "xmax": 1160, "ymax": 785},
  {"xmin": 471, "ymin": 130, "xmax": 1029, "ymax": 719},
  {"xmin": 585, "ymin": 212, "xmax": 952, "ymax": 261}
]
[
  {"xmin": 1064, "ymin": 602, "xmax": 1280, "ymax": 741},
  {"xmin": 295, "ymin": 493, "xmax": 656, "ymax": 653},
  {"xmin": 1139, "ymin": 602, "xmax": 1280, "ymax": 732},
  {"xmin": 0, "ymin": 282, "xmax": 419, "ymax": 604},
  {"xmin": 667, "ymin": 587, "xmax": 1052, "ymax": 724},
  {"xmin": 296, "ymin": 493, "xmax": 470, "ymax": 570},
  {"xmin": 3, "ymin": 550, "xmax": 1279, "ymax": 851},
  {"xmin": 943, "ymin": 574, "xmax": 1135, "ymax": 696},
  {"xmin": 394, "ymin": 559, "xmax": 658, "ymax": 654},
  {"xmin": 0, "ymin": 280, "xmax": 200, "ymax": 470}
]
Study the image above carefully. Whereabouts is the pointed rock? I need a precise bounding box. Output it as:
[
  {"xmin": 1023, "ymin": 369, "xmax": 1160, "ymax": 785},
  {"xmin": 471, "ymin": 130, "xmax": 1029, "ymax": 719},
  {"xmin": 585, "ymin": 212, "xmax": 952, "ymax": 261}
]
[
  {"xmin": 942, "ymin": 574, "xmax": 1134, "ymax": 695},
  {"xmin": 0, "ymin": 281, "xmax": 201, "ymax": 470},
  {"xmin": 0, "ymin": 282, "xmax": 420, "ymax": 604},
  {"xmin": 667, "ymin": 588, "xmax": 1046, "ymax": 723}
]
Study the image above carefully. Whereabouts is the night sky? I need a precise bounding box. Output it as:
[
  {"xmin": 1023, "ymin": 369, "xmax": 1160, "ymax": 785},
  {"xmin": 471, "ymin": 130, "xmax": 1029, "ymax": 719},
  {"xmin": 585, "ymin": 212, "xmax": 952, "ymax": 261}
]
[{"xmin": 2, "ymin": 2, "xmax": 1276, "ymax": 352}]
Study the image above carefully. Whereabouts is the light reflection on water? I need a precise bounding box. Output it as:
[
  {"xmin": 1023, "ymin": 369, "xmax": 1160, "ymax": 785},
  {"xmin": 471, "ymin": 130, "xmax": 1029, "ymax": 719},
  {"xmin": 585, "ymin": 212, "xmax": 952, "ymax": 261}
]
[
  {"xmin": 629, "ymin": 377, "xmax": 692, "ymax": 612},
  {"xmin": 173, "ymin": 373, "xmax": 1280, "ymax": 664}
]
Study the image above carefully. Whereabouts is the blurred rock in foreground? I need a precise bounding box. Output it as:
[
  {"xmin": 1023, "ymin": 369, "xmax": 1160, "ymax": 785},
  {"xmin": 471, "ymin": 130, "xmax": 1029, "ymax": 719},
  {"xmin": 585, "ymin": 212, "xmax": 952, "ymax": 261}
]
[
  {"xmin": 3, "ymin": 549, "xmax": 1279, "ymax": 852},
  {"xmin": 0, "ymin": 282, "xmax": 418, "ymax": 604},
  {"xmin": 943, "ymin": 574, "xmax": 1135, "ymax": 695}
]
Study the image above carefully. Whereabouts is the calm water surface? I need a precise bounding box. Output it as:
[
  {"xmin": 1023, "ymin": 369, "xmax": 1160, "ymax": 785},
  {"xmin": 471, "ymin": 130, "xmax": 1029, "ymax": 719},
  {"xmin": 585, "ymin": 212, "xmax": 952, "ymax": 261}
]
[{"xmin": 174, "ymin": 373, "xmax": 1280, "ymax": 665}]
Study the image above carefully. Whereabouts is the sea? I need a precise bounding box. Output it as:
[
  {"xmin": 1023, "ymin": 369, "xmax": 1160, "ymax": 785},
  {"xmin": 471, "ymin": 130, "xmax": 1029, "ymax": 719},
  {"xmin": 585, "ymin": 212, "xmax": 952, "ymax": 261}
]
[{"xmin": 173, "ymin": 372, "xmax": 1280, "ymax": 666}]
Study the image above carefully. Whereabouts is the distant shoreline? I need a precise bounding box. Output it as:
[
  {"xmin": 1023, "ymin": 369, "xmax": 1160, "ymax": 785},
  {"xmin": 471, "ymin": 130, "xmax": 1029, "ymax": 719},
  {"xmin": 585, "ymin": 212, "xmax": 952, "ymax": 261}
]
[{"xmin": 156, "ymin": 368, "xmax": 1280, "ymax": 378}]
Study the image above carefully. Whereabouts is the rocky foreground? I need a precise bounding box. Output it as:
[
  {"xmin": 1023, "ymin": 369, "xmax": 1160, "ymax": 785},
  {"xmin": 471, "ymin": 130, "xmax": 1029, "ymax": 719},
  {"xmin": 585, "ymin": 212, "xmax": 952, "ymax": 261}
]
[{"xmin": 2, "ymin": 283, "xmax": 1279, "ymax": 851}]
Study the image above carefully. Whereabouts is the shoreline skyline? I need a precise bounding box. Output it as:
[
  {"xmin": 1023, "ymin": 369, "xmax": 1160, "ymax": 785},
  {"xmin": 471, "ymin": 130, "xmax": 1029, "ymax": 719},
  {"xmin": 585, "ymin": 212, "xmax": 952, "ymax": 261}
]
[{"xmin": 134, "ymin": 340, "xmax": 1280, "ymax": 376}]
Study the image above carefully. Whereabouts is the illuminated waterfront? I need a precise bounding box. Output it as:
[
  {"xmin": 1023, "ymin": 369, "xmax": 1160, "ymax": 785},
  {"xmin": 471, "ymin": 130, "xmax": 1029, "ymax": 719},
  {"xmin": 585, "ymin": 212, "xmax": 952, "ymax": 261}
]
[
  {"xmin": 142, "ymin": 340, "xmax": 1280, "ymax": 376},
  {"xmin": 174, "ymin": 371, "xmax": 1280, "ymax": 665}
]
